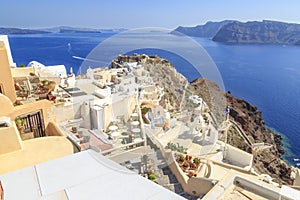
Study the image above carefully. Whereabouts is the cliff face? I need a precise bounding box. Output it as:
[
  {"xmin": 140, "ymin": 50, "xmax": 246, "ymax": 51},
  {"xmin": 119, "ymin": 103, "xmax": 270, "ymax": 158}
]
[
  {"xmin": 213, "ymin": 20, "xmax": 300, "ymax": 45},
  {"xmin": 190, "ymin": 78, "xmax": 292, "ymax": 184},
  {"xmin": 171, "ymin": 20, "xmax": 237, "ymax": 38}
]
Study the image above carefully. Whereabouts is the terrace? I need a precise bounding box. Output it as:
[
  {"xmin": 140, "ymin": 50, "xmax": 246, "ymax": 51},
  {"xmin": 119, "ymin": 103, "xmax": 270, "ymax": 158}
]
[
  {"xmin": 60, "ymin": 108, "xmax": 146, "ymax": 155},
  {"xmin": 13, "ymin": 76, "xmax": 72, "ymax": 106}
]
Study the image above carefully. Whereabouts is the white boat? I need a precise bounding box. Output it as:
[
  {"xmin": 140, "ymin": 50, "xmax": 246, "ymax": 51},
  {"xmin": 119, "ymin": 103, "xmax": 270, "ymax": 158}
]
[
  {"xmin": 296, "ymin": 163, "xmax": 300, "ymax": 166},
  {"xmin": 293, "ymin": 158, "xmax": 300, "ymax": 162}
]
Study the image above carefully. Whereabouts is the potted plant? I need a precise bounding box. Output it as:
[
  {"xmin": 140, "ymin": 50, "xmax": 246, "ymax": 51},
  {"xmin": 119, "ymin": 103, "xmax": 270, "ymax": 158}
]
[
  {"xmin": 15, "ymin": 118, "xmax": 26, "ymax": 134},
  {"xmin": 186, "ymin": 155, "xmax": 192, "ymax": 161},
  {"xmin": 41, "ymin": 79, "xmax": 49, "ymax": 86},
  {"xmin": 190, "ymin": 163, "xmax": 197, "ymax": 170},
  {"xmin": 193, "ymin": 157, "xmax": 201, "ymax": 166},
  {"xmin": 182, "ymin": 160, "xmax": 190, "ymax": 171},
  {"xmin": 177, "ymin": 154, "xmax": 185, "ymax": 163},
  {"xmin": 48, "ymin": 81, "xmax": 56, "ymax": 92},
  {"xmin": 188, "ymin": 171, "xmax": 195, "ymax": 178}
]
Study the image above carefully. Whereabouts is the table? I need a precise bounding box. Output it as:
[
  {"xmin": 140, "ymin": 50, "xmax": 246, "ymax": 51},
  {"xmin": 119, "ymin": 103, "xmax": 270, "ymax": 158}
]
[
  {"xmin": 109, "ymin": 125, "xmax": 118, "ymax": 131},
  {"xmin": 131, "ymin": 113, "xmax": 139, "ymax": 120},
  {"xmin": 131, "ymin": 113, "xmax": 138, "ymax": 117},
  {"xmin": 132, "ymin": 128, "xmax": 141, "ymax": 133},
  {"xmin": 134, "ymin": 137, "xmax": 143, "ymax": 143},
  {"xmin": 131, "ymin": 121, "xmax": 140, "ymax": 126},
  {"xmin": 111, "ymin": 131, "xmax": 121, "ymax": 137}
]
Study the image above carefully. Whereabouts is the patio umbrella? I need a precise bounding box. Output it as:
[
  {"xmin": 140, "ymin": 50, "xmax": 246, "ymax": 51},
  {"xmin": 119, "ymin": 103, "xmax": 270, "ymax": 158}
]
[{"xmin": 140, "ymin": 101, "xmax": 155, "ymax": 108}]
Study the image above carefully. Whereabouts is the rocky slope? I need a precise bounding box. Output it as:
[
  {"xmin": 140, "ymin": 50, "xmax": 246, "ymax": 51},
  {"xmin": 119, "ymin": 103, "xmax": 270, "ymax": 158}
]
[
  {"xmin": 171, "ymin": 20, "xmax": 236, "ymax": 37},
  {"xmin": 190, "ymin": 78, "xmax": 292, "ymax": 184},
  {"xmin": 213, "ymin": 20, "xmax": 300, "ymax": 45}
]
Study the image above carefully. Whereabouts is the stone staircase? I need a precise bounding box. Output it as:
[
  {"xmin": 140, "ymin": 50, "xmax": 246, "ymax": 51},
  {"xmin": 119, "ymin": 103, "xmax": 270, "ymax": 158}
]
[
  {"xmin": 110, "ymin": 137, "xmax": 199, "ymax": 199},
  {"xmin": 146, "ymin": 139, "xmax": 199, "ymax": 200}
]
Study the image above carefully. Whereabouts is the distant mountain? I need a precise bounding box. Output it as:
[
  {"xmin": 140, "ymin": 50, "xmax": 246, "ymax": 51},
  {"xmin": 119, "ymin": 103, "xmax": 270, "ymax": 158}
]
[
  {"xmin": 213, "ymin": 20, "xmax": 300, "ymax": 45},
  {"xmin": 171, "ymin": 20, "xmax": 237, "ymax": 37},
  {"xmin": 41, "ymin": 26, "xmax": 126, "ymax": 33},
  {"xmin": 0, "ymin": 28, "xmax": 49, "ymax": 35},
  {"xmin": 41, "ymin": 26, "xmax": 101, "ymax": 33},
  {"xmin": 0, "ymin": 26, "xmax": 127, "ymax": 35}
]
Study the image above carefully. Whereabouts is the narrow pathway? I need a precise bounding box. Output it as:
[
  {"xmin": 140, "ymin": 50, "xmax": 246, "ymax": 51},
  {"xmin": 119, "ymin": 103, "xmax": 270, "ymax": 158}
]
[
  {"xmin": 229, "ymin": 120, "xmax": 252, "ymax": 147},
  {"xmin": 179, "ymin": 82, "xmax": 189, "ymax": 112},
  {"xmin": 220, "ymin": 119, "xmax": 273, "ymax": 152}
]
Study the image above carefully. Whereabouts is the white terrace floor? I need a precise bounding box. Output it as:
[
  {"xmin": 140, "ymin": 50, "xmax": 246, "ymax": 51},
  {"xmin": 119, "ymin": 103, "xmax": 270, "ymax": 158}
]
[{"xmin": 156, "ymin": 121, "xmax": 219, "ymax": 158}]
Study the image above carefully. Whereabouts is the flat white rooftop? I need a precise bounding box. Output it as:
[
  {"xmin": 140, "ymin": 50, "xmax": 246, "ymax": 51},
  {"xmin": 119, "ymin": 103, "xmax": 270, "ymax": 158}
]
[{"xmin": 0, "ymin": 150, "xmax": 185, "ymax": 200}]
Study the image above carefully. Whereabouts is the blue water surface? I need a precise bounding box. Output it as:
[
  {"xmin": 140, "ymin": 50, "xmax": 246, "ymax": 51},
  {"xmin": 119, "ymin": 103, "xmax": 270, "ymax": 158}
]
[{"xmin": 8, "ymin": 33, "xmax": 300, "ymax": 165}]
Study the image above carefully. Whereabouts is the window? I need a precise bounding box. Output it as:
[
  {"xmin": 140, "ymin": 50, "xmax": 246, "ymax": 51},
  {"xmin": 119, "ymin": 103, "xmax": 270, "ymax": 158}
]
[{"xmin": 0, "ymin": 84, "xmax": 3, "ymax": 94}]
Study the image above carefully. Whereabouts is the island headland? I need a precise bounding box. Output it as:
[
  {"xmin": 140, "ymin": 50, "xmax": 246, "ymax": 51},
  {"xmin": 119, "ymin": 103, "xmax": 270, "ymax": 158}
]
[{"xmin": 173, "ymin": 20, "xmax": 300, "ymax": 45}]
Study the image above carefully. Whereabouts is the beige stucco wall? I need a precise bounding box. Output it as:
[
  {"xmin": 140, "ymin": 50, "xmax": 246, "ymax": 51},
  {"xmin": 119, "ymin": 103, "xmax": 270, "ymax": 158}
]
[
  {"xmin": 0, "ymin": 120, "xmax": 73, "ymax": 174},
  {"xmin": 0, "ymin": 123, "xmax": 23, "ymax": 155},
  {"xmin": 0, "ymin": 94, "xmax": 14, "ymax": 116},
  {"xmin": 0, "ymin": 136, "xmax": 73, "ymax": 174},
  {"xmin": 0, "ymin": 42, "xmax": 16, "ymax": 102},
  {"xmin": 45, "ymin": 121, "xmax": 65, "ymax": 136},
  {"xmin": 10, "ymin": 66, "xmax": 35, "ymax": 78}
]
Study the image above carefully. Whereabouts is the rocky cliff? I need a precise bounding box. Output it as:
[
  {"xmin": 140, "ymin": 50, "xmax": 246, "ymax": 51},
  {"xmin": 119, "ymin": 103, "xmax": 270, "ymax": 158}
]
[
  {"xmin": 171, "ymin": 20, "xmax": 236, "ymax": 37},
  {"xmin": 190, "ymin": 78, "xmax": 292, "ymax": 184},
  {"xmin": 213, "ymin": 20, "xmax": 300, "ymax": 45}
]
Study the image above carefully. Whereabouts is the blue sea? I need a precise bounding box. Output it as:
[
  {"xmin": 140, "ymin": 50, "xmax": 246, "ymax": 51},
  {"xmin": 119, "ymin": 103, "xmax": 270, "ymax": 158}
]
[{"xmin": 8, "ymin": 32, "xmax": 300, "ymax": 165}]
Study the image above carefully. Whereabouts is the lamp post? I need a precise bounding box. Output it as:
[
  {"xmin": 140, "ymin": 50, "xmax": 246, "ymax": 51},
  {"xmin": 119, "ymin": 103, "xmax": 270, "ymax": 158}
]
[{"xmin": 223, "ymin": 106, "xmax": 231, "ymax": 159}]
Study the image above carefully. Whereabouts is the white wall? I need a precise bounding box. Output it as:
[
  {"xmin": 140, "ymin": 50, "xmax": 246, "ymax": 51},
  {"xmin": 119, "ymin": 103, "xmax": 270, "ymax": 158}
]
[
  {"xmin": 0, "ymin": 35, "xmax": 16, "ymax": 67},
  {"xmin": 224, "ymin": 144, "xmax": 253, "ymax": 168}
]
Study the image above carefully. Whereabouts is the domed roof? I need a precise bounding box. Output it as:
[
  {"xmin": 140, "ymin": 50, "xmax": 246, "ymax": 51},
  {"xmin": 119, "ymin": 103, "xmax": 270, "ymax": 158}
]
[{"xmin": 27, "ymin": 61, "xmax": 45, "ymax": 69}]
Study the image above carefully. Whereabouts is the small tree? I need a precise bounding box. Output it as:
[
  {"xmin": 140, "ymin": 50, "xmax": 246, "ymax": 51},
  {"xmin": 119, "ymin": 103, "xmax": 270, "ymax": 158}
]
[{"xmin": 19, "ymin": 64, "xmax": 25, "ymax": 68}]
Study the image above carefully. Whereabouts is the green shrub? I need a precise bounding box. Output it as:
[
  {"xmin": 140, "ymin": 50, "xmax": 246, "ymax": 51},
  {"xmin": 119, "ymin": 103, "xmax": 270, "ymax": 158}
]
[
  {"xmin": 141, "ymin": 107, "xmax": 150, "ymax": 115},
  {"xmin": 165, "ymin": 142, "xmax": 187, "ymax": 154},
  {"xmin": 148, "ymin": 173, "xmax": 156, "ymax": 181}
]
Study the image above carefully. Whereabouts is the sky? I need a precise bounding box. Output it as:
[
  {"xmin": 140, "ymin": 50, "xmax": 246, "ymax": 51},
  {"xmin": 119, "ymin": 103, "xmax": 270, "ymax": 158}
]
[{"xmin": 1, "ymin": 0, "xmax": 300, "ymax": 29}]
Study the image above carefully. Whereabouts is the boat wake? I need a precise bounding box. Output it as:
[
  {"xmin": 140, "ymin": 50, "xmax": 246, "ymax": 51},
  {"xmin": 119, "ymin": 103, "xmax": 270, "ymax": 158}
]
[{"xmin": 72, "ymin": 56, "xmax": 102, "ymax": 63}]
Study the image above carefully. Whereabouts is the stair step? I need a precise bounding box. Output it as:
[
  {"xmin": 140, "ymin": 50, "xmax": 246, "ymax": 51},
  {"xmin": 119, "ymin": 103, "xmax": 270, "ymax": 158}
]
[{"xmin": 162, "ymin": 183, "xmax": 184, "ymax": 194}]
